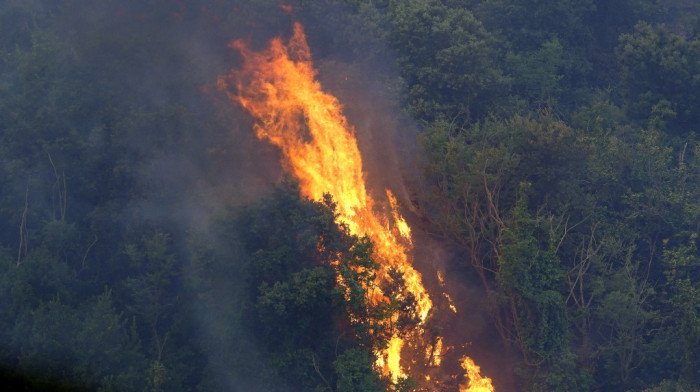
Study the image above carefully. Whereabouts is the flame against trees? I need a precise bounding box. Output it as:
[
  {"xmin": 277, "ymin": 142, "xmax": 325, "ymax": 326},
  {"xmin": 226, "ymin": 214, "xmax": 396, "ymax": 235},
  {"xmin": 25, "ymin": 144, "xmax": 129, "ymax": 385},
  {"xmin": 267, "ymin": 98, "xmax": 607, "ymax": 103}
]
[{"xmin": 217, "ymin": 22, "xmax": 493, "ymax": 392}]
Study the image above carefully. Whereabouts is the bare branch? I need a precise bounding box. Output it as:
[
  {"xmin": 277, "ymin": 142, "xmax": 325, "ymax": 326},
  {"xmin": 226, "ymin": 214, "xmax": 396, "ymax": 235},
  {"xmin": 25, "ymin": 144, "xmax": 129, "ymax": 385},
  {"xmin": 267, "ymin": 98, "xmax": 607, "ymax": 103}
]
[
  {"xmin": 17, "ymin": 178, "xmax": 29, "ymax": 267},
  {"xmin": 46, "ymin": 149, "xmax": 67, "ymax": 221},
  {"xmin": 312, "ymin": 353, "xmax": 333, "ymax": 392},
  {"xmin": 81, "ymin": 235, "xmax": 99, "ymax": 271}
]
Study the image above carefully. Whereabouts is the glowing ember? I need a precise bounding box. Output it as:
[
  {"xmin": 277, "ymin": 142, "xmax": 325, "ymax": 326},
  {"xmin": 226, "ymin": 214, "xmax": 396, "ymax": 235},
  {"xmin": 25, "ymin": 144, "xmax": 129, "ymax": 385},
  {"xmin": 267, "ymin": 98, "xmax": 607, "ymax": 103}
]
[
  {"xmin": 437, "ymin": 271, "xmax": 458, "ymax": 313},
  {"xmin": 218, "ymin": 22, "xmax": 493, "ymax": 391}
]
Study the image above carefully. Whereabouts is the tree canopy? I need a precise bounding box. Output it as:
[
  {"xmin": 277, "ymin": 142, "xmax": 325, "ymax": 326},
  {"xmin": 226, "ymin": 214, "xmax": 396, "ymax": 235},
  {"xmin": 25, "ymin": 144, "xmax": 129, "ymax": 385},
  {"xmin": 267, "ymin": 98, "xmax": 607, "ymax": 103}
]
[{"xmin": 0, "ymin": 1, "xmax": 699, "ymax": 391}]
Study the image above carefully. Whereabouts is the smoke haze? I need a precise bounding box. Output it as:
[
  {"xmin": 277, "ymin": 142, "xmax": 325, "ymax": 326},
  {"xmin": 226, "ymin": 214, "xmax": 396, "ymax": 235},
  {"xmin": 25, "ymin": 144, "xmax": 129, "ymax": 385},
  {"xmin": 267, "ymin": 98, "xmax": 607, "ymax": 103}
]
[{"xmin": 0, "ymin": 1, "xmax": 503, "ymax": 390}]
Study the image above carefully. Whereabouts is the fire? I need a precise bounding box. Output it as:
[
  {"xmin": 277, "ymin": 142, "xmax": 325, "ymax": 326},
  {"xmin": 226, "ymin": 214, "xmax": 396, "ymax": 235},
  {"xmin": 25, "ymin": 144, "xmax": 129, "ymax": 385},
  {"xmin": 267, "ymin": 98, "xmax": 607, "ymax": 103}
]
[
  {"xmin": 383, "ymin": 336, "xmax": 406, "ymax": 380},
  {"xmin": 429, "ymin": 337, "xmax": 444, "ymax": 367},
  {"xmin": 460, "ymin": 357, "xmax": 494, "ymax": 392},
  {"xmin": 217, "ymin": 22, "xmax": 493, "ymax": 391},
  {"xmin": 216, "ymin": 22, "xmax": 426, "ymax": 380},
  {"xmin": 387, "ymin": 190, "xmax": 412, "ymax": 244},
  {"xmin": 437, "ymin": 271, "xmax": 458, "ymax": 313}
]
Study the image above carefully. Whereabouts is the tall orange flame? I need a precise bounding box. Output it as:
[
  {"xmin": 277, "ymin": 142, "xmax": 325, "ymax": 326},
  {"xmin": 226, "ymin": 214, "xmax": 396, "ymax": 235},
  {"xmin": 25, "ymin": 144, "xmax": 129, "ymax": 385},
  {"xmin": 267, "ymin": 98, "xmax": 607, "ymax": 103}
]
[
  {"xmin": 460, "ymin": 357, "xmax": 495, "ymax": 392},
  {"xmin": 217, "ymin": 22, "xmax": 493, "ymax": 390}
]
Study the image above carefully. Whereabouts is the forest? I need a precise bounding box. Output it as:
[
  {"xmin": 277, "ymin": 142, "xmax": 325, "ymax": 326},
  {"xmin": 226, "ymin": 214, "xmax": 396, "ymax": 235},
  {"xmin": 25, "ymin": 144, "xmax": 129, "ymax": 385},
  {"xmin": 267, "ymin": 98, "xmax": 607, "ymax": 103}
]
[{"xmin": 1, "ymin": 0, "xmax": 699, "ymax": 391}]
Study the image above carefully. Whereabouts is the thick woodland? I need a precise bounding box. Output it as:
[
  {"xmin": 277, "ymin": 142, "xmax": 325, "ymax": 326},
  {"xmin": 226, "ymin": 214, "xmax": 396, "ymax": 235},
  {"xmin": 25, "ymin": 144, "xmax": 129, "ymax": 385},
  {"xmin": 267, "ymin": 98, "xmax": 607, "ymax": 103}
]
[{"xmin": 0, "ymin": 1, "xmax": 699, "ymax": 391}]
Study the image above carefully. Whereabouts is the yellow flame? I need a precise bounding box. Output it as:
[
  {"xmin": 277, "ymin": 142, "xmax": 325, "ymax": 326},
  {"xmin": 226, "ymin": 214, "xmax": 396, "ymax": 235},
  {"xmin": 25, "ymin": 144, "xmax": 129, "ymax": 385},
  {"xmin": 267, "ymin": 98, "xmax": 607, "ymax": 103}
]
[
  {"xmin": 430, "ymin": 337, "xmax": 444, "ymax": 367},
  {"xmin": 459, "ymin": 356, "xmax": 494, "ymax": 392},
  {"xmin": 445, "ymin": 292, "xmax": 458, "ymax": 313},
  {"xmin": 387, "ymin": 190, "xmax": 412, "ymax": 243},
  {"xmin": 385, "ymin": 336, "xmax": 406, "ymax": 381},
  {"xmin": 437, "ymin": 271, "xmax": 458, "ymax": 313}
]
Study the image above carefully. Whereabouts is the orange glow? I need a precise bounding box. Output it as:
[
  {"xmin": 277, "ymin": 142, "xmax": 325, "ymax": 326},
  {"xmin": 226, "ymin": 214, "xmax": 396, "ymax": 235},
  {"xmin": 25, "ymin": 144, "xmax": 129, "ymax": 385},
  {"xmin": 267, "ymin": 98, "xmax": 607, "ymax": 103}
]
[
  {"xmin": 460, "ymin": 356, "xmax": 494, "ymax": 392},
  {"xmin": 437, "ymin": 271, "xmax": 458, "ymax": 314},
  {"xmin": 382, "ymin": 336, "xmax": 406, "ymax": 381},
  {"xmin": 218, "ymin": 22, "xmax": 492, "ymax": 390},
  {"xmin": 430, "ymin": 337, "xmax": 444, "ymax": 367},
  {"xmin": 387, "ymin": 190, "xmax": 412, "ymax": 244}
]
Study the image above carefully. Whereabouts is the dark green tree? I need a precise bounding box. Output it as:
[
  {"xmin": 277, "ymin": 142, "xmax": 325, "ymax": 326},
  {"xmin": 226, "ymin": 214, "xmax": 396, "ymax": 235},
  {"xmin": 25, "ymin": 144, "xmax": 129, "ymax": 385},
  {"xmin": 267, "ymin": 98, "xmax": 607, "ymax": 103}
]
[
  {"xmin": 496, "ymin": 184, "xmax": 588, "ymax": 391},
  {"xmin": 617, "ymin": 22, "xmax": 700, "ymax": 132},
  {"xmin": 200, "ymin": 180, "xmax": 387, "ymax": 391},
  {"xmin": 388, "ymin": 0, "xmax": 508, "ymax": 122}
]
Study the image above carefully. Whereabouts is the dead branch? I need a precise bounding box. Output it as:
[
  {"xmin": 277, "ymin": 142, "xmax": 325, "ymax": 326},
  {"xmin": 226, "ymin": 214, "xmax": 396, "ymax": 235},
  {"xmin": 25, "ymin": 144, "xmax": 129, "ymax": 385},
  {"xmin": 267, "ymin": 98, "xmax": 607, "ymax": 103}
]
[
  {"xmin": 312, "ymin": 353, "xmax": 334, "ymax": 392},
  {"xmin": 81, "ymin": 235, "xmax": 99, "ymax": 271},
  {"xmin": 46, "ymin": 149, "xmax": 67, "ymax": 221},
  {"xmin": 16, "ymin": 178, "xmax": 29, "ymax": 267}
]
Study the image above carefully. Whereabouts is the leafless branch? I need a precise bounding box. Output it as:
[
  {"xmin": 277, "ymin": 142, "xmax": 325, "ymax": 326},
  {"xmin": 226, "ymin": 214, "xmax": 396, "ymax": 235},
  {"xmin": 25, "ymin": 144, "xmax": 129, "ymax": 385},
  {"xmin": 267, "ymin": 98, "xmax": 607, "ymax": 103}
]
[
  {"xmin": 16, "ymin": 178, "xmax": 29, "ymax": 267},
  {"xmin": 312, "ymin": 353, "xmax": 333, "ymax": 392},
  {"xmin": 46, "ymin": 149, "xmax": 67, "ymax": 221},
  {"xmin": 81, "ymin": 235, "xmax": 99, "ymax": 271}
]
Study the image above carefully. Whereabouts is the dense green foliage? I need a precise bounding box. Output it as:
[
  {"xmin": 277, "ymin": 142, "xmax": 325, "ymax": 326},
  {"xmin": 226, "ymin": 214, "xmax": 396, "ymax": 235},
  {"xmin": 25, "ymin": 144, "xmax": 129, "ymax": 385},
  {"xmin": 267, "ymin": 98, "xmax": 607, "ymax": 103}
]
[
  {"xmin": 1, "ymin": 0, "xmax": 699, "ymax": 391},
  {"xmin": 192, "ymin": 180, "xmax": 388, "ymax": 391}
]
